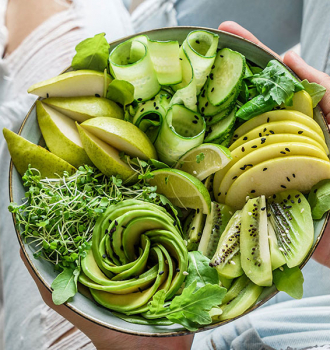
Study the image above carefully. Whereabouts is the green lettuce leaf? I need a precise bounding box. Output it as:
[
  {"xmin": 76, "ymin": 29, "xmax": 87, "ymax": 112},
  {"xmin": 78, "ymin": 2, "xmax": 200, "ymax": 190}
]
[
  {"xmin": 185, "ymin": 251, "xmax": 219, "ymax": 290},
  {"xmin": 51, "ymin": 267, "xmax": 80, "ymax": 305},
  {"xmin": 301, "ymin": 79, "xmax": 326, "ymax": 108},
  {"xmin": 72, "ymin": 33, "xmax": 109, "ymax": 72},
  {"xmin": 148, "ymin": 281, "xmax": 226, "ymax": 331},
  {"xmin": 273, "ymin": 265, "xmax": 304, "ymax": 299},
  {"xmin": 250, "ymin": 60, "xmax": 304, "ymax": 106}
]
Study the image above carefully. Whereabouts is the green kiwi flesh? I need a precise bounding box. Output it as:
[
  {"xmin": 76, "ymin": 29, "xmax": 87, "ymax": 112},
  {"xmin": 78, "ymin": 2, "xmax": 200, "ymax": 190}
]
[
  {"xmin": 183, "ymin": 209, "xmax": 206, "ymax": 251},
  {"xmin": 198, "ymin": 201, "xmax": 233, "ymax": 259},
  {"xmin": 268, "ymin": 220, "xmax": 286, "ymax": 270},
  {"xmin": 267, "ymin": 190, "xmax": 314, "ymax": 268},
  {"xmin": 210, "ymin": 210, "xmax": 244, "ymax": 279},
  {"xmin": 240, "ymin": 196, "xmax": 273, "ymax": 286}
]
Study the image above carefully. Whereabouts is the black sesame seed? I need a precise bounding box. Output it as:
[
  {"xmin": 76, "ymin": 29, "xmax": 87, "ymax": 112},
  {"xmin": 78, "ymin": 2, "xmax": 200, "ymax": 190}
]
[
  {"xmin": 140, "ymin": 108, "xmax": 145, "ymax": 112},
  {"xmin": 198, "ymin": 232, "xmax": 202, "ymax": 236},
  {"xmin": 285, "ymin": 148, "xmax": 290, "ymax": 152},
  {"xmin": 252, "ymin": 145, "xmax": 257, "ymax": 149},
  {"xmin": 218, "ymin": 192, "xmax": 221, "ymax": 196},
  {"xmin": 191, "ymin": 226, "xmax": 195, "ymax": 230},
  {"xmin": 192, "ymin": 120, "xmax": 198, "ymax": 124},
  {"xmin": 298, "ymin": 131, "xmax": 303, "ymax": 134},
  {"xmin": 151, "ymin": 97, "xmax": 155, "ymax": 101},
  {"xmin": 263, "ymin": 128, "xmax": 267, "ymax": 132},
  {"xmin": 194, "ymin": 115, "xmax": 199, "ymax": 120},
  {"xmin": 46, "ymin": 93, "xmax": 49, "ymax": 98},
  {"xmin": 280, "ymin": 151, "xmax": 286, "ymax": 154},
  {"xmin": 269, "ymin": 130, "xmax": 275, "ymax": 134},
  {"xmin": 267, "ymin": 213, "xmax": 271, "ymax": 217},
  {"xmin": 176, "ymin": 268, "xmax": 180, "ymax": 272},
  {"xmin": 298, "ymin": 198, "xmax": 301, "ymax": 203},
  {"xmin": 196, "ymin": 40, "xmax": 200, "ymax": 44},
  {"xmin": 179, "ymin": 57, "xmax": 182, "ymax": 60},
  {"xmin": 102, "ymin": 254, "xmax": 106, "ymax": 258},
  {"xmin": 273, "ymin": 194, "xmax": 277, "ymax": 199},
  {"xmin": 155, "ymin": 106, "xmax": 159, "ymax": 110},
  {"xmin": 263, "ymin": 168, "xmax": 267, "ymax": 171},
  {"xmin": 287, "ymin": 177, "xmax": 290, "ymax": 182},
  {"xmin": 137, "ymin": 98, "xmax": 142, "ymax": 101},
  {"xmin": 220, "ymin": 55, "xmax": 224, "ymax": 57},
  {"xmin": 251, "ymin": 190, "xmax": 256, "ymax": 193},
  {"xmin": 267, "ymin": 117, "xmax": 270, "ymax": 123},
  {"xmin": 159, "ymin": 271, "xmax": 164, "ymax": 275},
  {"xmin": 243, "ymin": 136, "xmax": 248, "ymax": 141},
  {"xmin": 292, "ymin": 173, "xmax": 296, "ymax": 178},
  {"xmin": 281, "ymin": 185, "xmax": 287, "ymax": 189},
  {"xmin": 95, "ymin": 93, "xmax": 100, "ymax": 97},
  {"xmin": 232, "ymin": 176, "xmax": 238, "ymax": 180},
  {"xmin": 201, "ymin": 107, "xmax": 205, "ymax": 113},
  {"xmin": 114, "ymin": 220, "xmax": 118, "ymax": 226},
  {"xmin": 261, "ymin": 207, "xmax": 266, "ymax": 211},
  {"xmin": 197, "ymin": 208, "xmax": 200, "ymax": 213},
  {"xmin": 211, "ymin": 87, "xmax": 214, "ymax": 92},
  {"xmin": 241, "ymin": 147, "xmax": 245, "ymax": 152}
]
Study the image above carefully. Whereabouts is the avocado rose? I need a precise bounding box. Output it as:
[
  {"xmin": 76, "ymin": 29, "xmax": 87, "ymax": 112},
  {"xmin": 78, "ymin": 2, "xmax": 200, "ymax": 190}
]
[{"xmin": 79, "ymin": 199, "xmax": 188, "ymax": 314}]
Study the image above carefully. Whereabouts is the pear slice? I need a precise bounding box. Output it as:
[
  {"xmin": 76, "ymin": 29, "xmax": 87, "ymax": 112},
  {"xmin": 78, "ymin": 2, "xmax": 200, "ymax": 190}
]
[
  {"xmin": 230, "ymin": 120, "xmax": 329, "ymax": 155},
  {"xmin": 80, "ymin": 117, "xmax": 157, "ymax": 160},
  {"xmin": 36, "ymin": 101, "xmax": 92, "ymax": 168},
  {"xmin": 76, "ymin": 124, "xmax": 135, "ymax": 181},
  {"xmin": 27, "ymin": 70, "xmax": 112, "ymax": 98},
  {"xmin": 213, "ymin": 133, "xmax": 326, "ymax": 201},
  {"xmin": 42, "ymin": 96, "xmax": 123, "ymax": 123},
  {"xmin": 216, "ymin": 142, "xmax": 328, "ymax": 203},
  {"xmin": 232, "ymin": 110, "xmax": 323, "ymax": 142},
  {"xmin": 3, "ymin": 128, "xmax": 76, "ymax": 178},
  {"xmin": 283, "ymin": 91, "xmax": 313, "ymax": 118},
  {"xmin": 225, "ymin": 156, "xmax": 330, "ymax": 209}
]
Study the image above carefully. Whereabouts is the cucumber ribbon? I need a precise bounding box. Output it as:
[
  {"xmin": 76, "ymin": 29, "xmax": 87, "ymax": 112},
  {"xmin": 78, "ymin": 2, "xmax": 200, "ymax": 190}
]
[{"xmin": 79, "ymin": 199, "xmax": 188, "ymax": 315}]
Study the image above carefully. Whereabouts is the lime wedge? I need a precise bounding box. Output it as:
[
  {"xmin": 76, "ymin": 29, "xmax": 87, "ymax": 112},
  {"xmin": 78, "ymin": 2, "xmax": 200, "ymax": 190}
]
[
  {"xmin": 174, "ymin": 143, "xmax": 232, "ymax": 181},
  {"xmin": 149, "ymin": 169, "xmax": 211, "ymax": 214}
]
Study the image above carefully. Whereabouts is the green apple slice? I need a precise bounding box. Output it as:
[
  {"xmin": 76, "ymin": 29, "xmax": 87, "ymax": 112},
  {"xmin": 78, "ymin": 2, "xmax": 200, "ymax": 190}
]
[
  {"xmin": 232, "ymin": 110, "xmax": 323, "ymax": 142},
  {"xmin": 174, "ymin": 143, "xmax": 232, "ymax": 181},
  {"xmin": 225, "ymin": 156, "xmax": 330, "ymax": 209},
  {"xmin": 214, "ymin": 133, "xmax": 326, "ymax": 201},
  {"xmin": 36, "ymin": 101, "xmax": 92, "ymax": 168},
  {"xmin": 3, "ymin": 128, "xmax": 76, "ymax": 178},
  {"xmin": 42, "ymin": 96, "xmax": 123, "ymax": 123},
  {"xmin": 216, "ymin": 142, "xmax": 329, "ymax": 203},
  {"xmin": 230, "ymin": 120, "xmax": 329, "ymax": 155},
  {"xmin": 148, "ymin": 168, "xmax": 211, "ymax": 214},
  {"xmin": 76, "ymin": 124, "xmax": 135, "ymax": 181},
  {"xmin": 27, "ymin": 70, "xmax": 112, "ymax": 98},
  {"xmin": 80, "ymin": 117, "xmax": 157, "ymax": 160},
  {"xmin": 283, "ymin": 91, "xmax": 313, "ymax": 118}
]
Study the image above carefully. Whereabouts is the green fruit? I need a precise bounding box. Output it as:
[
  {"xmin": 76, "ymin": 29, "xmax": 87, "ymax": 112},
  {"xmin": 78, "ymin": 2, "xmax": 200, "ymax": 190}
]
[
  {"xmin": 216, "ymin": 142, "xmax": 328, "ymax": 204},
  {"xmin": 214, "ymin": 133, "xmax": 326, "ymax": 201},
  {"xmin": 225, "ymin": 156, "xmax": 330, "ymax": 210},
  {"xmin": 81, "ymin": 117, "xmax": 157, "ymax": 160},
  {"xmin": 36, "ymin": 101, "xmax": 92, "ymax": 168},
  {"xmin": 175, "ymin": 143, "xmax": 232, "ymax": 181},
  {"xmin": 183, "ymin": 209, "xmax": 206, "ymax": 251},
  {"xmin": 43, "ymin": 96, "xmax": 124, "ymax": 123},
  {"xmin": 268, "ymin": 190, "xmax": 314, "ymax": 268},
  {"xmin": 283, "ymin": 91, "xmax": 313, "ymax": 118},
  {"xmin": 219, "ymin": 275, "xmax": 263, "ymax": 321},
  {"xmin": 268, "ymin": 221, "xmax": 286, "ymax": 270},
  {"xmin": 79, "ymin": 199, "xmax": 188, "ymax": 313},
  {"xmin": 209, "ymin": 210, "xmax": 243, "ymax": 279},
  {"xmin": 232, "ymin": 110, "xmax": 323, "ymax": 142},
  {"xmin": 240, "ymin": 196, "xmax": 272, "ymax": 287},
  {"xmin": 148, "ymin": 168, "xmax": 212, "ymax": 214},
  {"xmin": 76, "ymin": 123, "xmax": 135, "ymax": 181},
  {"xmin": 230, "ymin": 120, "xmax": 329, "ymax": 155},
  {"xmin": 27, "ymin": 70, "xmax": 112, "ymax": 98},
  {"xmin": 3, "ymin": 128, "xmax": 76, "ymax": 178}
]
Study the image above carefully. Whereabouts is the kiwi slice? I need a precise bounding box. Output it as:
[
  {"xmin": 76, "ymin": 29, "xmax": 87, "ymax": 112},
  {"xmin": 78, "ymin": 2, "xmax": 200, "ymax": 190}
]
[
  {"xmin": 203, "ymin": 175, "xmax": 215, "ymax": 201},
  {"xmin": 240, "ymin": 196, "xmax": 273, "ymax": 287},
  {"xmin": 267, "ymin": 190, "xmax": 314, "ymax": 268},
  {"xmin": 268, "ymin": 220, "xmax": 286, "ymax": 270},
  {"xmin": 219, "ymin": 275, "xmax": 263, "ymax": 321},
  {"xmin": 183, "ymin": 209, "xmax": 206, "ymax": 251},
  {"xmin": 210, "ymin": 210, "xmax": 244, "ymax": 279},
  {"xmin": 198, "ymin": 201, "xmax": 233, "ymax": 259}
]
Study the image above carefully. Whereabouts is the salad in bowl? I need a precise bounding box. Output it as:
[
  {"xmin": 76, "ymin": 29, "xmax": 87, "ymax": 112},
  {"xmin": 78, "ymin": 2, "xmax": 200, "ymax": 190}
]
[{"xmin": 4, "ymin": 27, "xmax": 330, "ymax": 335}]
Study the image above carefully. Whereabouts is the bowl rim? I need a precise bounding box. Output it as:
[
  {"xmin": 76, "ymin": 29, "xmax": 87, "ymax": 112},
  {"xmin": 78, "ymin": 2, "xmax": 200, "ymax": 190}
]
[{"xmin": 9, "ymin": 25, "xmax": 330, "ymax": 337}]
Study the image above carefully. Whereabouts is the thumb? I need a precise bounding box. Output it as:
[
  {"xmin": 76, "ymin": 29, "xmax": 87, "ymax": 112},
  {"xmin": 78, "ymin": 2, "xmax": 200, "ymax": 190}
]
[{"xmin": 284, "ymin": 51, "xmax": 330, "ymax": 122}]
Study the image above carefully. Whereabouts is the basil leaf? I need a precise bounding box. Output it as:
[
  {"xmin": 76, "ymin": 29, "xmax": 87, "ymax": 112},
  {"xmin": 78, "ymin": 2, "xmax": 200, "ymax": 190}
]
[
  {"xmin": 301, "ymin": 79, "xmax": 326, "ymax": 108},
  {"xmin": 106, "ymin": 79, "xmax": 135, "ymax": 107},
  {"xmin": 72, "ymin": 33, "xmax": 109, "ymax": 72},
  {"xmin": 250, "ymin": 60, "xmax": 304, "ymax": 105},
  {"xmin": 273, "ymin": 265, "xmax": 304, "ymax": 299},
  {"xmin": 51, "ymin": 267, "xmax": 80, "ymax": 305},
  {"xmin": 185, "ymin": 251, "xmax": 219, "ymax": 290},
  {"xmin": 236, "ymin": 94, "xmax": 277, "ymax": 121}
]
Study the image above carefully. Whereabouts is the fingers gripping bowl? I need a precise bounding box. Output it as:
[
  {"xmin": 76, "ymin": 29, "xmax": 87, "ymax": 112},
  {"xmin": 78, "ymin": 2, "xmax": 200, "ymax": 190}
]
[{"xmin": 9, "ymin": 27, "xmax": 330, "ymax": 336}]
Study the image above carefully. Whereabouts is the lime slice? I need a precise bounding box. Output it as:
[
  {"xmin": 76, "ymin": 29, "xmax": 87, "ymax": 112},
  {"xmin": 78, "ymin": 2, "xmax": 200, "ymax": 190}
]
[
  {"xmin": 149, "ymin": 169, "xmax": 211, "ymax": 214},
  {"xmin": 174, "ymin": 143, "xmax": 232, "ymax": 181}
]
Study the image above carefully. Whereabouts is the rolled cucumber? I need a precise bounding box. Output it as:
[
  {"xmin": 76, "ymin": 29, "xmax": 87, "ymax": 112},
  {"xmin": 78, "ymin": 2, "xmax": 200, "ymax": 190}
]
[
  {"xmin": 154, "ymin": 104, "xmax": 205, "ymax": 165},
  {"xmin": 204, "ymin": 108, "xmax": 237, "ymax": 142}
]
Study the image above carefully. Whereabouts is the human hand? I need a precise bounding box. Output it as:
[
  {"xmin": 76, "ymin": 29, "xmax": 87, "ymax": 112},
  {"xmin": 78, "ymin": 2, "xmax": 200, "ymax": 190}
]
[
  {"xmin": 20, "ymin": 250, "xmax": 194, "ymax": 350},
  {"xmin": 218, "ymin": 21, "xmax": 330, "ymax": 268}
]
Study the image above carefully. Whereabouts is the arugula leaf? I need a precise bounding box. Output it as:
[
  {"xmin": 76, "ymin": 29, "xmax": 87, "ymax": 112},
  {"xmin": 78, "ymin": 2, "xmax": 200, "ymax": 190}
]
[
  {"xmin": 236, "ymin": 94, "xmax": 277, "ymax": 121},
  {"xmin": 250, "ymin": 60, "xmax": 304, "ymax": 105},
  {"xmin": 51, "ymin": 267, "xmax": 80, "ymax": 305},
  {"xmin": 185, "ymin": 251, "xmax": 219, "ymax": 290},
  {"xmin": 72, "ymin": 33, "xmax": 109, "ymax": 72},
  {"xmin": 301, "ymin": 79, "xmax": 326, "ymax": 108},
  {"xmin": 273, "ymin": 265, "xmax": 304, "ymax": 299},
  {"xmin": 106, "ymin": 80, "xmax": 135, "ymax": 107},
  {"xmin": 148, "ymin": 281, "xmax": 226, "ymax": 330}
]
